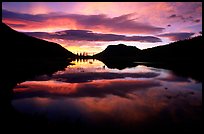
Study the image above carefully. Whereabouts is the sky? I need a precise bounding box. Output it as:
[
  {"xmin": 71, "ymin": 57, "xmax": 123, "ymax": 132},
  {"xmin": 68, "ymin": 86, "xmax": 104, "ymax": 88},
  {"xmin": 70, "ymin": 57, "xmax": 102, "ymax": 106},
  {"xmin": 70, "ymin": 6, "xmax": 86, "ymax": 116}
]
[{"xmin": 2, "ymin": 2, "xmax": 202, "ymax": 54}]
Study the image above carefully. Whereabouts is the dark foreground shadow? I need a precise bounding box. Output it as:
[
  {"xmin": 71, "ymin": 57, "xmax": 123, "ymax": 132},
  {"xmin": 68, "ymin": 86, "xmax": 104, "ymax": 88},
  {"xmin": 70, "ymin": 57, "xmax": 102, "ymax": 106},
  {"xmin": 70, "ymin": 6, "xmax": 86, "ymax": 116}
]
[{"xmin": 0, "ymin": 57, "xmax": 73, "ymax": 130}]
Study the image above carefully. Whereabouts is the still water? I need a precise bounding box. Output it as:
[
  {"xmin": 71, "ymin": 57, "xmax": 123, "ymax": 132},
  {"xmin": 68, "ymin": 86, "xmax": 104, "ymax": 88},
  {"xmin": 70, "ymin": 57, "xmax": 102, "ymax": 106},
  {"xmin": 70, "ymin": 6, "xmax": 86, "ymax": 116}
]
[{"xmin": 12, "ymin": 59, "xmax": 202, "ymax": 132}]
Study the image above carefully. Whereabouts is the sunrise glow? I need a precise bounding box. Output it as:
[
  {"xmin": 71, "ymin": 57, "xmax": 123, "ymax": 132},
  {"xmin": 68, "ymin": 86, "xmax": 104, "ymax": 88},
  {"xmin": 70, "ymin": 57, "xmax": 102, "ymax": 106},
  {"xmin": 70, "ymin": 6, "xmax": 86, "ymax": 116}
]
[{"xmin": 2, "ymin": 2, "xmax": 202, "ymax": 54}]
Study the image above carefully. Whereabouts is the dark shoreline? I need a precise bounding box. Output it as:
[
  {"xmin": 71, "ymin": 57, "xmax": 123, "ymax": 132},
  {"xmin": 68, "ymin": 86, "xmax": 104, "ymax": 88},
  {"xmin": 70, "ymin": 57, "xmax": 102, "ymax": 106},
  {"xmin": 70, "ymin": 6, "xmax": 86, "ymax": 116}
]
[
  {"xmin": 0, "ymin": 57, "xmax": 73, "ymax": 114},
  {"xmin": 96, "ymin": 57, "xmax": 202, "ymax": 82}
]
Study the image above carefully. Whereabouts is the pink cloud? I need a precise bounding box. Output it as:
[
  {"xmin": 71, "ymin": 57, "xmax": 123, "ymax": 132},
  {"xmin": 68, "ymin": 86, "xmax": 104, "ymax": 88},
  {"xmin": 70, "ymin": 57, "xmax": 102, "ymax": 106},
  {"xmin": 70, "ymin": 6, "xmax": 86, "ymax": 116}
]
[
  {"xmin": 2, "ymin": 9, "xmax": 164, "ymax": 34},
  {"xmin": 2, "ymin": 2, "xmax": 202, "ymax": 34}
]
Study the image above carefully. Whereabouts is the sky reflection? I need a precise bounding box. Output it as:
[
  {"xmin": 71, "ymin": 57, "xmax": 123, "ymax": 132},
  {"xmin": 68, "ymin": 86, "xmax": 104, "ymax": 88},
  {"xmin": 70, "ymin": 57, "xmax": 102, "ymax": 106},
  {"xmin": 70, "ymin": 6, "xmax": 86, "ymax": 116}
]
[{"xmin": 12, "ymin": 59, "xmax": 202, "ymax": 129}]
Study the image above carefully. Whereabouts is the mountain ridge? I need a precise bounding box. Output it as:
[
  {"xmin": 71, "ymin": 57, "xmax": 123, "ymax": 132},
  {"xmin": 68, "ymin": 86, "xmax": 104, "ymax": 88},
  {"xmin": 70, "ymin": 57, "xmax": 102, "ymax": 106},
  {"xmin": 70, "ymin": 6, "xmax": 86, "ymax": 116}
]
[
  {"xmin": 0, "ymin": 23, "xmax": 75, "ymax": 100},
  {"xmin": 93, "ymin": 36, "xmax": 202, "ymax": 81},
  {"xmin": 1, "ymin": 23, "xmax": 75, "ymax": 59},
  {"xmin": 94, "ymin": 36, "xmax": 202, "ymax": 62}
]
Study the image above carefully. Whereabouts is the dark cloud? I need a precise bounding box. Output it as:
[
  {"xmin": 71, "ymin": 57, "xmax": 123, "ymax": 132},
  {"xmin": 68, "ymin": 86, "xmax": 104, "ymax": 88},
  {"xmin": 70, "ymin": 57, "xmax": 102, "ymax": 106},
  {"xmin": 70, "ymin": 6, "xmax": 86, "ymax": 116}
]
[
  {"xmin": 194, "ymin": 19, "xmax": 200, "ymax": 23},
  {"xmin": 168, "ymin": 14, "xmax": 201, "ymax": 23},
  {"xmin": 157, "ymin": 32, "xmax": 195, "ymax": 41},
  {"xmin": 167, "ymin": 24, "xmax": 171, "ymax": 27},
  {"xmin": 24, "ymin": 30, "xmax": 162, "ymax": 43},
  {"xmin": 2, "ymin": 9, "xmax": 164, "ymax": 34},
  {"xmin": 168, "ymin": 14, "xmax": 177, "ymax": 18},
  {"xmin": 2, "ymin": 10, "xmax": 47, "ymax": 22}
]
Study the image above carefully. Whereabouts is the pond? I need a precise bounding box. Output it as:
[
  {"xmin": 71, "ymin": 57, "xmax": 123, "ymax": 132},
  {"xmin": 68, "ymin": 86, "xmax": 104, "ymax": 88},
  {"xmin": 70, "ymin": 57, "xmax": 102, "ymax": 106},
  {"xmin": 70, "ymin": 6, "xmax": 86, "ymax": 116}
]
[{"xmin": 11, "ymin": 59, "xmax": 202, "ymax": 133}]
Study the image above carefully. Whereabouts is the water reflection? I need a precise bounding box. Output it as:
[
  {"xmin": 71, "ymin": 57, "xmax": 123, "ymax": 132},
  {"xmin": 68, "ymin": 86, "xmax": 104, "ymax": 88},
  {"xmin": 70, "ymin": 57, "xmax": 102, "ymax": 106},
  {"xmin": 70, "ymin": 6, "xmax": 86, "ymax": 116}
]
[
  {"xmin": 13, "ymin": 79, "xmax": 161, "ymax": 98},
  {"xmin": 12, "ymin": 59, "xmax": 202, "ymax": 132}
]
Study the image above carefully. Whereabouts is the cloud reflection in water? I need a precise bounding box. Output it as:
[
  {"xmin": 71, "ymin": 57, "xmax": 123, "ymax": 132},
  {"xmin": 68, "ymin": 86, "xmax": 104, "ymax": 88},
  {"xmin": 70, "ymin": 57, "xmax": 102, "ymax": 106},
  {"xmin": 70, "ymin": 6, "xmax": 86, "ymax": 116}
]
[{"xmin": 12, "ymin": 60, "xmax": 202, "ymax": 131}]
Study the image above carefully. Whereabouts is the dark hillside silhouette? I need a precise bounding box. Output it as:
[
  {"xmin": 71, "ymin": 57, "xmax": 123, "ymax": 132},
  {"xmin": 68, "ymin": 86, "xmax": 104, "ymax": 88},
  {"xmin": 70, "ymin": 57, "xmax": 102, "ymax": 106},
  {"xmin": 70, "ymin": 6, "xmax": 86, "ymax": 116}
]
[
  {"xmin": 94, "ymin": 44, "xmax": 142, "ymax": 69},
  {"xmin": 141, "ymin": 36, "xmax": 203, "ymax": 62},
  {"xmin": 1, "ymin": 23, "xmax": 75, "ymax": 59},
  {"xmin": 1, "ymin": 23, "xmax": 76, "ymax": 90},
  {"xmin": 94, "ymin": 36, "xmax": 203, "ymax": 81},
  {"xmin": 95, "ymin": 44, "xmax": 141, "ymax": 58},
  {"xmin": 94, "ymin": 36, "xmax": 202, "ymax": 62},
  {"xmin": 0, "ymin": 23, "xmax": 75, "ymax": 116}
]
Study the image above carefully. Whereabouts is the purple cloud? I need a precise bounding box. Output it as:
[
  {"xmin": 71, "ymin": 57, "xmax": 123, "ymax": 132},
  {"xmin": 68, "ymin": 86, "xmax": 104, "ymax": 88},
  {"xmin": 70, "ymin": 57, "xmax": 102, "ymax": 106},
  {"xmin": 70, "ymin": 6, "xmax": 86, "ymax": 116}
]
[
  {"xmin": 24, "ymin": 30, "xmax": 162, "ymax": 43},
  {"xmin": 2, "ymin": 9, "xmax": 164, "ymax": 34},
  {"xmin": 2, "ymin": 10, "xmax": 47, "ymax": 22},
  {"xmin": 69, "ymin": 13, "xmax": 164, "ymax": 34},
  {"xmin": 157, "ymin": 32, "xmax": 195, "ymax": 41}
]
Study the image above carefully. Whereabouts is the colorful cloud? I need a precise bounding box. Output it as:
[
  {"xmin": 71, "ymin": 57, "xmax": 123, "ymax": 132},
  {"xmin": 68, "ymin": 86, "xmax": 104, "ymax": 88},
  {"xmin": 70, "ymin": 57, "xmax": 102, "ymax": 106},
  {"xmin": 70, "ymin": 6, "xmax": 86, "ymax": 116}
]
[
  {"xmin": 2, "ymin": 10, "xmax": 164, "ymax": 34},
  {"xmin": 24, "ymin": 30, "xmax": 162, "ymax": 43},
  {"xmin": 2, "ymin": 2, "xmax": 202, "ymax": 53}
]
